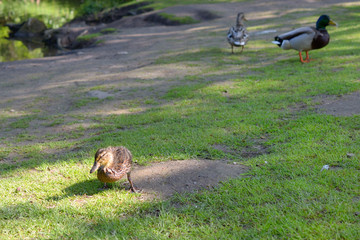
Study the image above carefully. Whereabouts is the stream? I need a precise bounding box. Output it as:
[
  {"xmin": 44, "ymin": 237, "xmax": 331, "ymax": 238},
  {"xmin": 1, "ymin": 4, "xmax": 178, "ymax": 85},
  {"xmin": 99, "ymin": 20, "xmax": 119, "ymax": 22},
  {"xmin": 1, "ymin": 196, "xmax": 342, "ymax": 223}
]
[{"xmin": 0, "ymin": 0, "xmax": 82, "ymax": 62}]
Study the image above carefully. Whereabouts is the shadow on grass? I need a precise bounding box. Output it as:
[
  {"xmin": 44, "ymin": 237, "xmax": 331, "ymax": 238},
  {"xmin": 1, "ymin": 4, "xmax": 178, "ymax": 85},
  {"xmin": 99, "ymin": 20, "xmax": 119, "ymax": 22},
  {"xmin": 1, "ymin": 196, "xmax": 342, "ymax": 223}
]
[
  {"xmin": 48, "ymin": 177, "xmax": 135, "ymax": 201},
  {"xmin": 48, "ymin": 179, "xmax": 104, "ymax": 201}
]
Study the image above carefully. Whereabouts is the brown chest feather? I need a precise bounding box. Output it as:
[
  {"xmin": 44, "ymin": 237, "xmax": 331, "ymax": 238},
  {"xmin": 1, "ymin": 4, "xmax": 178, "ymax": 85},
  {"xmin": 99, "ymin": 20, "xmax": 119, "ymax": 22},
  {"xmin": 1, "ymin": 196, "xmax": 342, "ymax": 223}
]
[
  {"xmin": 312, "ymin": 29, "xmax": 330, "ymax": 50},
  {"xmin": 96, "ymin": 146, "xmax": 133, "ymax": 183}
]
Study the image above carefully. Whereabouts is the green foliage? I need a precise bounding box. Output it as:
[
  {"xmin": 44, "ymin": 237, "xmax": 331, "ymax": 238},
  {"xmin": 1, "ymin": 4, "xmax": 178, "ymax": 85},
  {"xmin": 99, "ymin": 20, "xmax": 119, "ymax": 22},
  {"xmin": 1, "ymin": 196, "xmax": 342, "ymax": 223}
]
[
  {"xmin": 158, "ymin": 12, "xmax": 199, "ymax": 24},
  {"xmin": 0, "ymin": 0, "xmax": 79, "ymax": 62},
  {"xmin": 76, "ymin": 33, "xmax": 102, "ymax": 42},
  {"xmin": 147, "ymin": 0, "xmax": 248, "ymax": 10},
  {"xmin": 77, "ymin": 0, "xmax": 132, "ymax": 16},
  {"xmin": 100, "ymin": 28, "xmax": 118, "ymax": 34},
  {"xmin": 0, "ymin": 0, "xmax": 78, "ymax": 27}
]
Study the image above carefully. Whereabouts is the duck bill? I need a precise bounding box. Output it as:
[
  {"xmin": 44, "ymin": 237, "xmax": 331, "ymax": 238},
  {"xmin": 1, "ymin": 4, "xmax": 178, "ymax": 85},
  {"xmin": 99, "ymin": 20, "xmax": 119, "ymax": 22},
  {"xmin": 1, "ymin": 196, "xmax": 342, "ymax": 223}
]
[
  {"xmin": 329, "ymin": 20, "xmax": 338, "ymax": 27},
  {"xmin": 90, "ymin": 162, "xmax": 100, "ymax": 173}
]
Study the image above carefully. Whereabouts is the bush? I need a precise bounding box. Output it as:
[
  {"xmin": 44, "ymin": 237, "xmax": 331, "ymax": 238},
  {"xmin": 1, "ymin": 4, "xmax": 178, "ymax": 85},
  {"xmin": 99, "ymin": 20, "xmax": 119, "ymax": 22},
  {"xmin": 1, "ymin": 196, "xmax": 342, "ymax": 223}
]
[{"xmin": 77, "ymin": 0, "xmax": 133, "ymax": 16}]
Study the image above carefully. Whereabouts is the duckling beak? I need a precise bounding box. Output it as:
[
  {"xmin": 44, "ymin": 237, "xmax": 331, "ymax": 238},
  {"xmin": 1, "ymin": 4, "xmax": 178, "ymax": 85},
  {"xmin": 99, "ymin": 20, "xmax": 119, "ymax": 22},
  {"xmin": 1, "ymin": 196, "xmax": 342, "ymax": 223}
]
[
  {"xmin": 329, "ymin": 20, "xmax": 338, "ymax": 27},
  {"xmin": 90, "ymin": 162, "xmax": 100, "ymax": 173}
]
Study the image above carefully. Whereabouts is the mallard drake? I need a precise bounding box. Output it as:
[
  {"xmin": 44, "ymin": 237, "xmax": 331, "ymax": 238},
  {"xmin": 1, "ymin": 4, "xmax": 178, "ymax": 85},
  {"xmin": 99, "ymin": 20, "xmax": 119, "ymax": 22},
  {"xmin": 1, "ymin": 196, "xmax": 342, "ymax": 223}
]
[
  {"xmin": 272, "ymin": 15, "xmax": 337, "ymax": 63},
  {"xmin": 90, "ymin": 146, "xmax": 137, "ymax": 192},
  {"xmin": 227, "ymin": 12, "xmax": 249, "ymax": 54}
]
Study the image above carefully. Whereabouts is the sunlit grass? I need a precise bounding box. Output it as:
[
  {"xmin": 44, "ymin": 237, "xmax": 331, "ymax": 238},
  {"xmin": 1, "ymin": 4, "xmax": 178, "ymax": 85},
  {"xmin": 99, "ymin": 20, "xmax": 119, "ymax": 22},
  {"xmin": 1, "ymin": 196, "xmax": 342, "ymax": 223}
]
[{"xmin": 1, "ymin": 2, "xmax": 360, "ymax": 240}]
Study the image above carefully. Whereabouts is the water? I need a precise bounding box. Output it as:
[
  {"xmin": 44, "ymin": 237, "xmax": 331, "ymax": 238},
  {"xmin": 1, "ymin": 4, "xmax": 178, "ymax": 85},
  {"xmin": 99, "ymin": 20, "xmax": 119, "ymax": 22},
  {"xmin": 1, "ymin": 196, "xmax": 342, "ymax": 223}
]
[{"xmin": 0, "ymin": 0, "xmax": 82, "ymax": 62}]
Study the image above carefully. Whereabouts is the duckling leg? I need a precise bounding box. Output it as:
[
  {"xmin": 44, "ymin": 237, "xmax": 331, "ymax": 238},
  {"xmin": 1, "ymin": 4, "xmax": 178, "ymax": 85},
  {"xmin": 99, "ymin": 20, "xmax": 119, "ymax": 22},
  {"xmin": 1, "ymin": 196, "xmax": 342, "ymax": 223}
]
[
  {"xmin": 99, "ymin": 183, "xmax": 109, "ymax": 190},
  {"xmin": 231, "ymin": 45, "xmax": 234, "ymax": 54},
  {"xmin": 127, "ymin": 172, "xmax": 138, "ymax": 193}
]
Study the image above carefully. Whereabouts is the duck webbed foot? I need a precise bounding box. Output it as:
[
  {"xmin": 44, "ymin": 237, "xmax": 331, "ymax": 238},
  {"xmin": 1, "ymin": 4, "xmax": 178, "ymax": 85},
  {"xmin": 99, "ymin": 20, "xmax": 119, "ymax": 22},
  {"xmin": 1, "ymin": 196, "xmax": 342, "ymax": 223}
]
[
  {"xmin": 98, "ymin": 183, "xmax": 110, "ymax": 190},
  {"xmin": 239, "ymin": 45, "xmax": 244, "ymax": 54},
  {"xmin": 299, "ymin": 51, "xmax": 313, "ymax": 63},
  {"xmin": 127, "ymin": 172, "xmax": 140, "ymax": 193}
]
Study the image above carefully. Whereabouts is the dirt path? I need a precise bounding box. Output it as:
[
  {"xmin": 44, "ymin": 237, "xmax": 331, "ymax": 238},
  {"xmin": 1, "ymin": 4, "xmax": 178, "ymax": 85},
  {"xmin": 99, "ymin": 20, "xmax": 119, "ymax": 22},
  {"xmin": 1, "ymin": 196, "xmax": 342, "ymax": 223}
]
[{"xmin": 1, "ymin": 0, "xmax": 359, "ymax": 199}]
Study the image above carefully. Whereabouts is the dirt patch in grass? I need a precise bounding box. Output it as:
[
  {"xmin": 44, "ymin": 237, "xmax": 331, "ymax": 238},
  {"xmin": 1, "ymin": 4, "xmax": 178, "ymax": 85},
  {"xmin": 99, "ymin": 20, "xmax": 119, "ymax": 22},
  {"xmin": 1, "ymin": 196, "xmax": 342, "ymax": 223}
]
[
  {"xmin": 131, "ymin": 159, "xmax": 249, "ymax": 200},
  {"xmin": 315, "ymin": 92, "xmax": 360, "ymax": 116},
  {"xmin": 212, "ymin": 140, "xmax": 270, "ymax": 160}
]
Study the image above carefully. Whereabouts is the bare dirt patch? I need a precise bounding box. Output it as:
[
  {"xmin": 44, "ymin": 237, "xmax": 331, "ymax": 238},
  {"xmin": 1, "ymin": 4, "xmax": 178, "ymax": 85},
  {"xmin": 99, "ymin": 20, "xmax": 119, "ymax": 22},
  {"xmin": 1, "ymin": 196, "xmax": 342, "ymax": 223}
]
[
  {"xmin": 131, "ymin": 159, "xmax": 249, "ymax": 200},
  {"xmin": 315, "ymin": 92, "xmax": 360, "ymax": 116}
]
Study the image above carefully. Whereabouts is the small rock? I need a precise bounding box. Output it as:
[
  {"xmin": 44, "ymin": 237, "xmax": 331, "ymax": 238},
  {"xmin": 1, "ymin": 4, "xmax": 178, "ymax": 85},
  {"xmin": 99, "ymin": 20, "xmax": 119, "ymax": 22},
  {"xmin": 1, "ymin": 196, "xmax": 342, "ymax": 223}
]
[
  {"xmin": 117, "ymin": 51, "xmax": 128, "ymax": 55},
  {"xmin": 346, "ymin": 153, "xmax": 355, "ymax": 158},
  {"xmin": 9, "ymin": 18, "xmax": 47, "ymax": 38},
  {"xmin": 321, "ymin": 165, "xmax": 330, "ymax": 172}
]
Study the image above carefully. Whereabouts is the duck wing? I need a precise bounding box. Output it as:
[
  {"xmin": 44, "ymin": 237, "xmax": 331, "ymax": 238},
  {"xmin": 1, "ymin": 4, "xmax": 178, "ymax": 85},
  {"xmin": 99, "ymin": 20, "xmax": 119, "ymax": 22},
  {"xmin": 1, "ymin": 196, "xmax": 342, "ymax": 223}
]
[
  {"xmin": 276, "ymin": 27, "xmax": 316, "ymax": 51},
  {"xmin": 240, "ymin": 29, "xmax": 249, "ymax": 45},
  {"xmin": 227, "ymin": 26, "xmax": 236, "ymax": 42},
  {"xmin": 111, "ymin": 146, "xmax": 133, "ymax": 173},
  {"xmin": 228, "ymin": 26, "xmax": 248, "ymax": 46},
  {"xmin": 277, "ymin": 27, "xmax": 315, "ymax": 40},
  {"xmin": 103, "ymin": 167, "xmax": 129, "ymax": 180}
]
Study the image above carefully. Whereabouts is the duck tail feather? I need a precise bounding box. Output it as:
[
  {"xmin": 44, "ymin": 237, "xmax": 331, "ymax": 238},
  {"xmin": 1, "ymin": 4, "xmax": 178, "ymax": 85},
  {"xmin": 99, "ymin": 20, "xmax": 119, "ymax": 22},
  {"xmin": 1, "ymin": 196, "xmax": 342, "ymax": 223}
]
[{"xmin": 272, "ymin": 41, "xmax": 281, "ymax": 45}]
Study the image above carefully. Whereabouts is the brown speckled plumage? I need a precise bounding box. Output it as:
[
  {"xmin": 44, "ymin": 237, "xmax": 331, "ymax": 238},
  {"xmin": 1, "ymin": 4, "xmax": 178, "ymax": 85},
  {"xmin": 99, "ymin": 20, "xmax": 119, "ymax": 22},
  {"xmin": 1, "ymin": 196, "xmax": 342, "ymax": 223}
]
[
  {"xmin": 90, "ymin": 146, "xmax": 137, "ymax": 192},
  {"xmin": 227, "ymin": 12, "xmax": 249, "ymax": 54}
]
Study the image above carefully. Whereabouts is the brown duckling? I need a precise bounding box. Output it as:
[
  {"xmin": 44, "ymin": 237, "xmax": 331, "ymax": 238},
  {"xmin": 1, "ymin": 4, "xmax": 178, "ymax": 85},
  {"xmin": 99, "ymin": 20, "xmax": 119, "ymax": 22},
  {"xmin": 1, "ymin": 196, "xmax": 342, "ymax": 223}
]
[{"xmin": 90, "ymin": 146, "xmax": 138, "ymax": 192}]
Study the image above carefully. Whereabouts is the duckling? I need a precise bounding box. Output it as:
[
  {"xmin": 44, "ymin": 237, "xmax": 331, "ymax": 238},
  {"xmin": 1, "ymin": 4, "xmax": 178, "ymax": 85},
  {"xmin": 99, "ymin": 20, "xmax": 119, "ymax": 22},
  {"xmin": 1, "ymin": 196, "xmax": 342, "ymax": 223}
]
[
  {"xmin": 227, "ymin": 12, "xmax": 249, "ymax": 54},
  {"xmin": 90, "ymin": 146, "xmax": 138, "ymax": 192},
  {"xmin": 272, "ymin": 15, "xmax": 337, "ymax": 63}
]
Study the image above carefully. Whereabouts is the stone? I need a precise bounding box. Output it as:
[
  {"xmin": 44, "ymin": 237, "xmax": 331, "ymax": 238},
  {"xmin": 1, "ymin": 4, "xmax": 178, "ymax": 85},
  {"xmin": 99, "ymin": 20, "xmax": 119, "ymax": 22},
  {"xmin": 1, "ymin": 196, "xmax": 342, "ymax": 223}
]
[{"xmin": 15, "ymin": 18, "xmax": 47, "ymax": 37}]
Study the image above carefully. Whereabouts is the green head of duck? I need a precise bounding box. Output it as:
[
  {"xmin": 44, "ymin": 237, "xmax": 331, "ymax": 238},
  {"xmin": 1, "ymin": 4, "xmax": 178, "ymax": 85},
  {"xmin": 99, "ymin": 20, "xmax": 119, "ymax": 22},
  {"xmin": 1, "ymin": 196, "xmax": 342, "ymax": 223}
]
[{"xmin": 316, "ymin": 15, "xmax": 337, "ymax": 30}]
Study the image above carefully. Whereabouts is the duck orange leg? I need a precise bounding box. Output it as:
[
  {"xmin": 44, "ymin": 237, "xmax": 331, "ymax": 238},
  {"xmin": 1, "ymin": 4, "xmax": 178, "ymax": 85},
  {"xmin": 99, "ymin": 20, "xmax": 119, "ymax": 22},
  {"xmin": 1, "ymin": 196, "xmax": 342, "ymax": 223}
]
[
  {"xmin": 305, "ymin": 51, "xmax": 313, "ymax": 62},
  {"xmin": 299, "ymin": 51, "xmax": 312, "ymax": 63}
]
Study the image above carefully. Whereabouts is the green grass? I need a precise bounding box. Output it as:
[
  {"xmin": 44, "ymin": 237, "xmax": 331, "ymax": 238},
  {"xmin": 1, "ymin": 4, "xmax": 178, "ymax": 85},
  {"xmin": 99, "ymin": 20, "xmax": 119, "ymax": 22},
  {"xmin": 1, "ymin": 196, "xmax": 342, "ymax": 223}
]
[
  {"xmin": 100, "ymin": 28, "xmax": 118, "ymax": 34},
  {"xmin": 1, "ymin": 3, "xmax": 360, "ymax": 240},
  {"xmin": 158, "ymin": 12, "xmax": 199, "ymax": 24},
  {"xmin": 76, "ymin": 33, "xmax": 102, "ymax": 42}
]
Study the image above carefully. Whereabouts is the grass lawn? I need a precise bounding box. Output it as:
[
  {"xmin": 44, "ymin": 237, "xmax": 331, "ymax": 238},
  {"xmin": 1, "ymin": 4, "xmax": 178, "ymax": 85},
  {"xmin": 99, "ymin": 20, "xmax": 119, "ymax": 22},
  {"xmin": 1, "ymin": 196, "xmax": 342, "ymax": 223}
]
[{"xmin": 1, "ymin": 1, "xmax": 360, "ymax": 239}]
